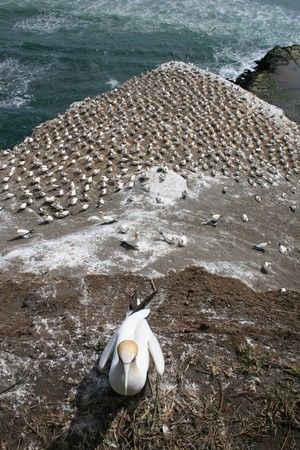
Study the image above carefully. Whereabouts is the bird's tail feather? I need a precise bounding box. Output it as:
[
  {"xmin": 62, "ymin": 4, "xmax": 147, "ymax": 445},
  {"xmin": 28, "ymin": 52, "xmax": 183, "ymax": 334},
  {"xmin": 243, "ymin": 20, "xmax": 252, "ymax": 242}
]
[{"xmin": 144, "ymin": 374, "xmax": 153, "ymax": 397}]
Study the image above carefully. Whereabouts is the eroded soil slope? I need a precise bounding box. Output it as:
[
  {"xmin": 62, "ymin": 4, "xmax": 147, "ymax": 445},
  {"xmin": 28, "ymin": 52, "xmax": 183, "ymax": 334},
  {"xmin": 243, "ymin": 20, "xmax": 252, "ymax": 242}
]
[{"xmin": 0, "ymin": 267, "xmax": 299, "ymax": 449}]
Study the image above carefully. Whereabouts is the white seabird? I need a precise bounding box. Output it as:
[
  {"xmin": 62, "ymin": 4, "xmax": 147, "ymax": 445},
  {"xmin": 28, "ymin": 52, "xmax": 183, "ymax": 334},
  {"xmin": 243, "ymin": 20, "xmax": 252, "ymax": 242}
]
[
  {"xmin": 18, "ymin": 202, "xmax": 27, "ymax": 211},
  {"xmin": 178, "ymin": 235, "xmax": 188, "ymax": 247},
  {"xmin": 204, "ymin": 214, "xmax": 222, "ymax": 226},
  {"xmin": 252, "ymin": 242, "xmax": 270, "ymax": 252},
  {"xmin": 156, "ymin": 194, "xmax": 163, "ymax": 204},
  {"xmin": 279, "ymin": 244, "xmax": 288, "ymax": 254},
  {"xmin": 99, "ymin": 308, "xmax": 164, "ymax": 396},
  {"xmin": 119, "ymin": 223, "xmax": 130, "ymax": 234},
  {"xmin": 54, "ymin": 210, "xmax": 70, "ymax": 218},
  {"xmin": 261, "ymin": 261, "xmax": 271, "ymax": 274},
  {"xmin": 17, "ymin": 229, "xmax": 33, "ymax": 239},
  {"xmin": 181, "ymin": 189, "xmax": 189, "ymax": 199},
  {"xmin": 41, "ymin": 215, "xmax": 54, "ymax": 224},
  {"xmin": 81, "ymin": 203, "xmax": 89, "ymax": 211},
  {"xmin": 159, "ymin": 231, "xmax": 177, "ymax": 245}
]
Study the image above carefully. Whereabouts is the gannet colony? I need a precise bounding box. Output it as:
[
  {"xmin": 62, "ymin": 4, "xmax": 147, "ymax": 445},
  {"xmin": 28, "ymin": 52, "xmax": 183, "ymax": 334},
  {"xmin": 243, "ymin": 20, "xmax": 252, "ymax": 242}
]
[{"xmin": 0, "ymin": 62, "xmax": 299, "ymax": 222}]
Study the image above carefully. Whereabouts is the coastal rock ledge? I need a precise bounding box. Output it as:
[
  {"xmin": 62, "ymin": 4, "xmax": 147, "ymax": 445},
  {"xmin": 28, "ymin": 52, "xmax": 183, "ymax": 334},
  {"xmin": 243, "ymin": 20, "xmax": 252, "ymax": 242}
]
[
  {"xmin": 235, "ymin": 45, "xmax": 300, "ymax": 123},
  {"xmin": 0, "ymin": 61, "xmax": 299, "ymax": 291}
]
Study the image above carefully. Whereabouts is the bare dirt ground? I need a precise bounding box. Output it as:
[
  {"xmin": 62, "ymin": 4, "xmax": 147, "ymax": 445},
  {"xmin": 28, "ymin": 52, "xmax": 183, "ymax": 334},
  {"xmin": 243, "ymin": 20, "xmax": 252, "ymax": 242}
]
[{"xmin": 0, "ymin": 267, "xmax": 299, "ymax": 449}]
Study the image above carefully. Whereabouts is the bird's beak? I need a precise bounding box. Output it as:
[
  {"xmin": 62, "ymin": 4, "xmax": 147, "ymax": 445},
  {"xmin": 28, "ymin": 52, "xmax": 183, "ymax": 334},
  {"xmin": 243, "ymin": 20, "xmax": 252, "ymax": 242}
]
[{"xmin": 123, "ymin": 363, "xmax": 130, "ymax": 396}]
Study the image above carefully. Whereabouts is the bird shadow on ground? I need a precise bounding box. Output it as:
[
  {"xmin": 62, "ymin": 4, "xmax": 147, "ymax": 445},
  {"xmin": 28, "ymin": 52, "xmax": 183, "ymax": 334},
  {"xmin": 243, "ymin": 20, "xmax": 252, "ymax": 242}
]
[{"xmin": 49, "ymin": 363, "xmax": 142, "ymax": 450}]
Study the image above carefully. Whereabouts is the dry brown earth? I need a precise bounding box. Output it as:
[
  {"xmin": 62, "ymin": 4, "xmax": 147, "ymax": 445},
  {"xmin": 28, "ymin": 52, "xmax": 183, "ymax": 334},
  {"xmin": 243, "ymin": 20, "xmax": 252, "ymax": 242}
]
[{"xmin": 0, "ymin": 268, "xmax": 299, "ymax": 449}]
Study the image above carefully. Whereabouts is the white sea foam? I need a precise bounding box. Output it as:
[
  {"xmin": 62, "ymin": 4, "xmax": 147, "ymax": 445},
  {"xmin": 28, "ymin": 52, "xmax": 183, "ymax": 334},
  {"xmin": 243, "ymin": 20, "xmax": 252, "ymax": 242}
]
[
  {"xmin": 74, "ymin": 0, "xmax": 299, "ymax": 79},
  {"xmin": 0, "ymin": 0, "xmax": 298, "ymax": 126},
  {"xmin": 105, "ymin": 78, "xmax": 119, "ymax": 89},
  {"xmin": 0, "ymin": 96, "xmax": 29, "ymax": 109},
  {"xmin": 7, "ymin": 1, "xmax": 300, "ymax": 79},
  {"xmin": 0, "ymin": 59, "xmax": 33, "ymax": 108},
  {"xmin": 216, "ymin": 49, "xmax": 268, "ymax": 81},
  {"xmin": 14, "ymin": 13, "xmax": 87, "ymax": 34}
]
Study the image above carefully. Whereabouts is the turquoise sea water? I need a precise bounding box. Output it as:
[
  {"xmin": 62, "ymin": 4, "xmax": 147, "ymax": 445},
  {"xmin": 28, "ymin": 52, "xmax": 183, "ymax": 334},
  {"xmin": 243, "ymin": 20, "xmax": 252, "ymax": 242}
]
[{"xmin": 0, "ymin": 0, "xmax": 299, "ymax": 149}]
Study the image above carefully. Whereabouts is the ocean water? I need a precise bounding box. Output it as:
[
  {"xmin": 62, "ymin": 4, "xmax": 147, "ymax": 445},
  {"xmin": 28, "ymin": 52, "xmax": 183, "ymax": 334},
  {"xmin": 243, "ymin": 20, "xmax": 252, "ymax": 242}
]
[{"xmin": 0, "ymin": 0, "xmax": 299, "ymax": 149}]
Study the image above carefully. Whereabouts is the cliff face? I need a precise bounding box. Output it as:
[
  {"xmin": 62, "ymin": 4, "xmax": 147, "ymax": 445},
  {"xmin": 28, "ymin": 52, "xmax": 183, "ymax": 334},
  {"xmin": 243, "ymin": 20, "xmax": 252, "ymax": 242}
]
[
  {"xmin": 235, "ymin": 45, "xmax": 300, "ymax": 123},
  {"xmin": 0, "ymin": 62, "xmax": 299, "ymax": 449}
]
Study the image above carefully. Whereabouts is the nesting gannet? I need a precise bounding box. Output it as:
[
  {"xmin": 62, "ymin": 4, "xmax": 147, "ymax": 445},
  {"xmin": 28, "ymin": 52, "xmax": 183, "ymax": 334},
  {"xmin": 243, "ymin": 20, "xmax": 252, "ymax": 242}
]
[
  {"xmin": 204, "ymin": 214, "xmax": 222, "ymax": 226},
  {"xmin": 119, "ymin": 223, "xmax": 130, "ymax": 234},
  {"xmin": 41, "ymin": 215, "xmax": 54, "ymax": 224},
  {"xmin": 120, "ymin": 234, "xmax": 139, "ymax": 250},
  {"xmin": 100, "ymin": 216, "xmax": 117, "ymax": 225},
  {"xmin": 261, "ymin": 261, "xmax": 271, "ymax": 274},
  {"xmin": 142, "ymin": 184, "xmax": 150, "ymax": 193},
  {"xmin": 70, "ymin": 197, "xmax": 78, "ymax": 206},
  {"xmin": 17, "ymin": 229, "xmax": 33, "ymax": 239},
  {"xmin": 159, "ymin": 231, "xmax": 177, "ymax": 245},
  {"xmin": 126, "ymin": 181, "xmax": 135, "ymax": 190},
  {"xmin": 159, "ymin": 173, "xmax": 166, "ymax": 183},
  {"xmin": 279, "ymin": 244, "xmax": 288, "ymax": 254},
  {"xmin": 178, "ymin": 235, "xmax": 188, "ymax": 247},
  {"xmin": 241, "ymin": 213, "xmax": 249, "ymax": 223},
  {"xmin": 156, "ymin": 194, "xmax": 163, "ymax": 204},
  {"xmin": 181, "ymin": 189, "xmax": 189, "ymax": 199},
  {"xmin": 81, "ymin": 203, "xmax": 89, "ymax": 211},
  {"xmin": 45, "ymin": 195, "xmax": 56, "ymax": 204},
  {"xmin": 99, "ymin": 308, "xmax": 164, "ymax": 396},
  {"xmin": 252, "ymin": 242, "xmax": 270, "ymax": 252},
  {"xmin": 54, "ymin": 210, "xmax": 70, "ymax": 218}
]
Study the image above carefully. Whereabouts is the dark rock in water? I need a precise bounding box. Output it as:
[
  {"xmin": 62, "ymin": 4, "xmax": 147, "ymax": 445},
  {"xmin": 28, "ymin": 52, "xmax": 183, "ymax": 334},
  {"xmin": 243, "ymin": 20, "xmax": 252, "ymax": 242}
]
[
  {"xmin": 235, "ymin": 45, "xmax": 300, "ymax": 123},
  {"xmin": 236, "ymin": 45, "xmax": 300, "ymax": 82}
]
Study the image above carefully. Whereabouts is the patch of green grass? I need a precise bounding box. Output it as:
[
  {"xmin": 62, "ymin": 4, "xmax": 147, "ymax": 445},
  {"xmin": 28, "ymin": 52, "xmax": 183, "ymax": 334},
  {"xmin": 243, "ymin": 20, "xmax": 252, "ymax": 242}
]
[
  {"xmin": 284, "ymin": 367, "xmax": 300, "ymax": 380},
  {"xmin": 236, "ymin": 343, "xmax": 268, "ymax": 374},
  {"xmin": 263, "ymin": 381, "xmax": 300, "ymax": 428}
]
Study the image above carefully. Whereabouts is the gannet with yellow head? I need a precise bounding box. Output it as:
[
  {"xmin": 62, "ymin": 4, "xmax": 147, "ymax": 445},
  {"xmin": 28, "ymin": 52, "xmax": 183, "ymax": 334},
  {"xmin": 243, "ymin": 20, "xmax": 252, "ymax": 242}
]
[{"xmin": 99, "ymin": 308, "xmax": 164, "ymax": 396}]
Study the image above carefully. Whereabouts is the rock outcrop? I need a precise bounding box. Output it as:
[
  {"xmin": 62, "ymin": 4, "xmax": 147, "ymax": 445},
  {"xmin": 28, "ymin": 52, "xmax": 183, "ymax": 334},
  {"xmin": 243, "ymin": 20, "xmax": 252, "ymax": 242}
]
[{"xmin": 235, "ymin": 45, "xmax": 300, "ymax": 123}]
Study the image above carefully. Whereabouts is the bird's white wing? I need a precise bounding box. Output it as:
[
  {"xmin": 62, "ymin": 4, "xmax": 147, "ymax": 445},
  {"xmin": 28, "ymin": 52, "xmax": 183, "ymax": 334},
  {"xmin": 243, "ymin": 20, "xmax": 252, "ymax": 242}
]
[
  {"xmin": 98, "ymin": 332, "xmax": 118, "ymax": 372},
  {"xmin": 148, "ymin": 327, "xmax": 165, "ymax": 375}
]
